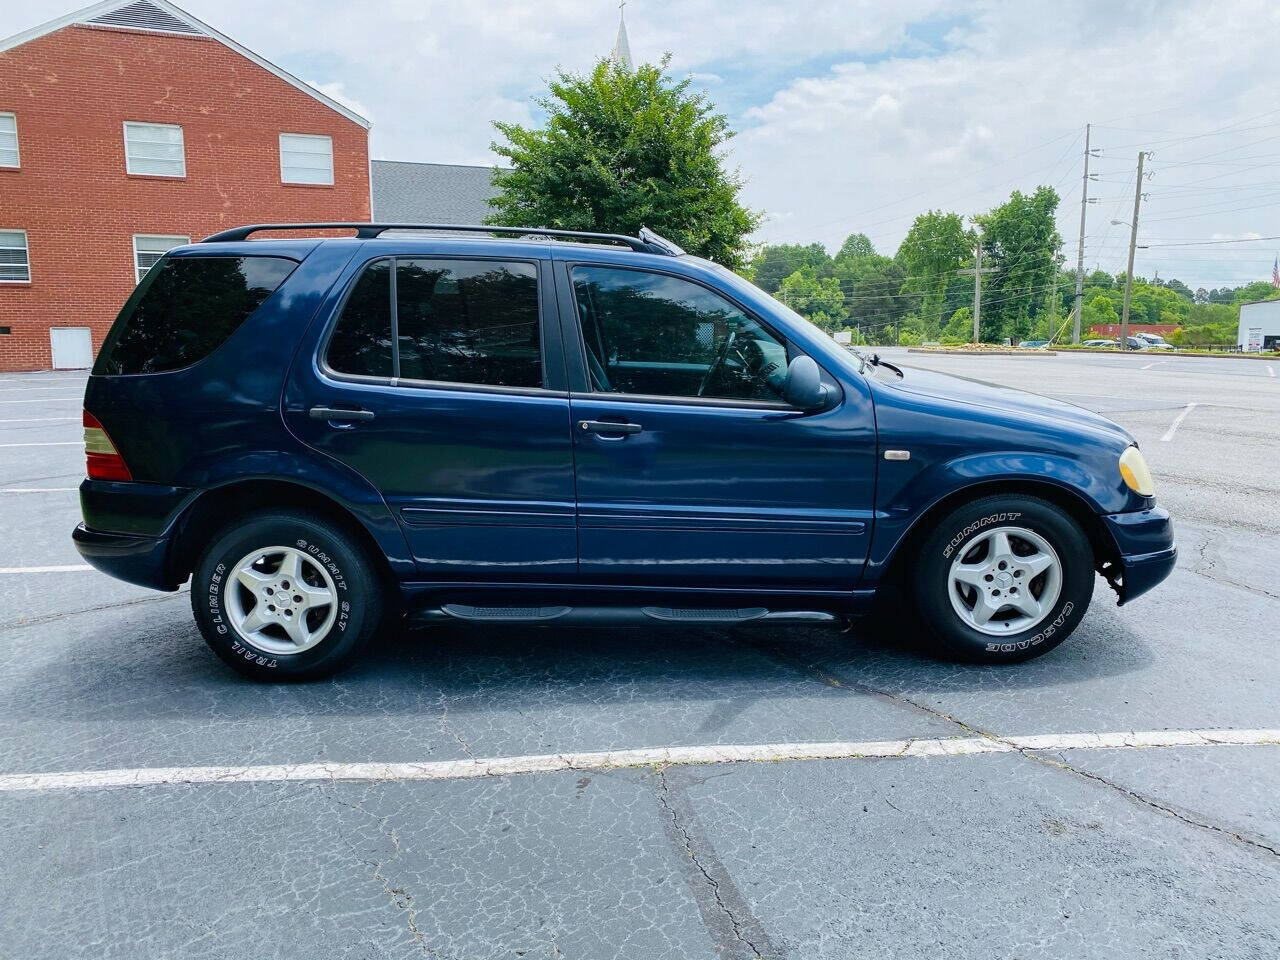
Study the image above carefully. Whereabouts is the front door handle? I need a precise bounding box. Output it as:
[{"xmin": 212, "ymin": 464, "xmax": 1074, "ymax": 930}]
[
  {"xmin": 578, "ymin": 419, "xmax": 642, "ymax": 436},
  {"xmin": 310, "ymin": 406, "xmax": 375, "ymax": 422}
]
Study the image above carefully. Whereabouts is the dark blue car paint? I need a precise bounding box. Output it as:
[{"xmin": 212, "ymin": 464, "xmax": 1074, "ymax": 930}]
[{"xmin": 76, "ymin": 234, "xmax": 1175, "ymax": 614}]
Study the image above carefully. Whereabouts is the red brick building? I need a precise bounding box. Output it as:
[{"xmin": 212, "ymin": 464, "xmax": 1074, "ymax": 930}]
[{"xmin": 0, "ymin": 0, "xmax": 371, "ymax": 371}]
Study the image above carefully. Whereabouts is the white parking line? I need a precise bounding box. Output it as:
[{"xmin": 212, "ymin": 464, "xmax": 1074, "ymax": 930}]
[
  {"xmin": 1269, "ymin": 365, "xmax": 1276, "ymax": 378},
  {"xmin": 0, "ymin": 418, "xmax": 79, "ymax": 423},
  {"xmin": 1140, "ymin": 360, "xmax": 1168, "ymax": 370},
  {"xmin": 1161, "ymin": 402, "xmax": 1198, "ymax": 441},
  {"xmin": 0, "ymin": 398, "xmax": 81, "ymax": 404},
  {"xmin": 1, "ymin": 728, "xmax": 1275, "ymax": 794},
  {"xmin": 0, "ymin": 565, "xmax": 92, "ymax": 574},
  {"xmin": 0, "ymin": 487, "xmax": 80, "ymax": 493},
  {"xmin": 0, "ymin": 442, "xmax": 81, "ymax": 448}
]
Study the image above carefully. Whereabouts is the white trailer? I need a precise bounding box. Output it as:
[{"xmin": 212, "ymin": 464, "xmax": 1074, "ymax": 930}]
[{"xmin": 1238, "ymin": 298, "xmax": 1280, "ymax": 352}]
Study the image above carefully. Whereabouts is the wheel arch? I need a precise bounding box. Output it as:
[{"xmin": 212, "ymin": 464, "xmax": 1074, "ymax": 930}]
[
  {"xmin": 874, "ymin": 478, "xmax": 1121, "ymax": 594},
  {"xmin": 167, "ymin": 478, "xmax": 403, "ymax": 593}
]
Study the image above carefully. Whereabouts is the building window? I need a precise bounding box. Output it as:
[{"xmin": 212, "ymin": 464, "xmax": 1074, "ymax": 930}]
[
  {"xmin": 0, "ymin": 230, "xmax": 31, "ymax": 283},
  {"xmin": 0, "ymin": 113, "xmax": 18, "ymax": 168},
  {"xmin": 133, "ymin": 235, "xmax": 190, "ymax": 283},
  {"xmin": 279, "ymin": 133, "xmax": 333, "ymax": 185},
  {"xmin": 123, "ymin": 122, "xmax": 185, "ymax": 177}
]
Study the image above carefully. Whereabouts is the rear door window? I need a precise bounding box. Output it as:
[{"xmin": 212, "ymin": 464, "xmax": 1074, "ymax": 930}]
[
  {"xmin": 96, "ymin": 256, "xmax": 296, "ymax": 375},
  {"xmin": 326, "ymin": 261, "xmax": 393, "ymax": 379},
  {"xmin": 396, "ymin": 259, "xmax": 541, "ymax": 388},
  {"xmin": 324, "ymin": 258, "xmax": 542, "ymax": 389}
]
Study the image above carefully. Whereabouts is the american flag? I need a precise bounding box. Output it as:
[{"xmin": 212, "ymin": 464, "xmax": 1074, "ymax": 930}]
[{"xmin": 1273, "ymin": 255, "xmax": 1280, "ymax": 288}]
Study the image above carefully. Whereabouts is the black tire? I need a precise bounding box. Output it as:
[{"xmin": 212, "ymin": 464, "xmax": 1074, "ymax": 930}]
[
  {"xmin": 911, "ymin": 495, "xmax": 1094, "ymax": 664},
  {"xmin": 191, "ymin": 509, "xmax": 384, "ymax": 680}
]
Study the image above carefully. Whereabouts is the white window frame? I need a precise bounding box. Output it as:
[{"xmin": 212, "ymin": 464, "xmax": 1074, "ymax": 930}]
[
  {"xmin": 0, "ymin": 229, "xmax": 31, "ymax": 284},
  {"xmin": 279, "ymin": 132, "xmax": 334, "ymax": 186},
  {"xmin": 0, "ymin": 112, "xmax": 18, "ymax": 168},
  {"xmin": 132, "ymin": 234, "xmax": 190, "ymax": 283},
  {"xmin": 122, "ymin": 121, "xmax": 186, "ymax": 178}
]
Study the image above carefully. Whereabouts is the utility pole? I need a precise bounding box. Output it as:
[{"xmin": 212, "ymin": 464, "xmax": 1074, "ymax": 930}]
[
  {"xmin": 1119, "ymin": 150, "xmax": 1148, "ymax": 350},
  {"xmin": 957, "ymin": 237, "xmax": 998, "ymax": 343},
  {"xmin": 1071, "ymin": 123, "xmax": 1092, "ymax": 344}
]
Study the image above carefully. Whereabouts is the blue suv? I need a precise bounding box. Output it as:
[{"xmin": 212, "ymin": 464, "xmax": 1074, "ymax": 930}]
[{"xmin": 74, "ymin": 223, "xmax": 1175, "ymax": 680}]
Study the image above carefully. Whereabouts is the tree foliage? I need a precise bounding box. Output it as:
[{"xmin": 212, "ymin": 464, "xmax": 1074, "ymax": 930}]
[
  {"xmin": 896, "ymin": 211, "xmax": 973, "ymax": 334},
  {"xmin": 748, "ymin": 243, "xmax": 830, "ymax": 294},
  {"xmin": 488, "ymin": 58, "xmax": 760, "ymax": 269},
  {"xmin": 974, "ymin": 186, "xmax": 1062, "ymax": 342},
  {"xmin": 778, "ymin": 267, "xmax": 844, "ymax": 332}
]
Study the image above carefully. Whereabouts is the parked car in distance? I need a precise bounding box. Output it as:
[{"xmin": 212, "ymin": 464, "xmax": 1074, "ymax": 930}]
[
  {"xmin": 1082, "ymin": 339, "xmax": 1118, "ymax": 348},
  {"xmin": 1135, "ymin": 332, "xmax": 1175, "ymax": 350},
  {"xmin": 74, "ymin": 223, "xmax": 1176, "ymax": 680},
  {"xmin": 1017, "ymin": 339, "xmax": 1051, "ymax": 349}
]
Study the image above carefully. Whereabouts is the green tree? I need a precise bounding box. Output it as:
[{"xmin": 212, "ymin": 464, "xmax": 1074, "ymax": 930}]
[
  {"xmin": 489, "ymin": 57, "xmax": 760, "ymax": 269},
  {"xmin": 835, "ymin": 233, "xmax": 876, "ymax": 262},
  {"xmin": 832, "ymin": 252, "xmax": 908, "ymax": 341},
  {"xmin": 1232, "ymin": 280, "xmax": 1280, "ymax": 304},
  {"xmin": 747, "ymin": 243, "xmax": 831, "ymax": 294},
  {"xmin": 974, "ymin": 186, "xmax": 1063, "ymax": 342},
  {"xmin": 941, "ymin": 306, "xmax": 973, "ymax": 343},
  {"xmin": 896, "ymin": 210, "xmax": 972, "ymax": 337},
  {"xmin": 778, "ymin": 266, "xmax": 845, "ymax": 331},
  {"xmin": 1083, "ymin": 292, "xmax": 1119, "ymax": 329}
]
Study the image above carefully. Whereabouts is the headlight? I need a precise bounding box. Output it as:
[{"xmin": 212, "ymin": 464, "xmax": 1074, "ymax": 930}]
[{"xmin": 1119, "ymin": 445, "xmax": 1155, "ymax": 496}]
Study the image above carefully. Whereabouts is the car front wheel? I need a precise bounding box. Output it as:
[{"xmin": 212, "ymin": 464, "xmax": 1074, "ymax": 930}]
[
  {"xmin": 191, "ymin": 509, "xmax": 384, "ymax": 680},
  {"xmin": 913, "ymin": 495, "xmax": 1094, "ymax": 663}
]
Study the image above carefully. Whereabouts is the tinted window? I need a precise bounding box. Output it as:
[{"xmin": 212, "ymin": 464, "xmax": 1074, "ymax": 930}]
[
  {"xmin": 396, "ymin": 259, "xmax": 541, "ymax": 388},
  {"xmin": 572, "ymin": 266, "xmax": 789, "ymax": 401},
  {"xmin": 326, "ymin": 261, "xmax": 393, "ymax": 379},
  {"xmin": 96, "ymin": 256, "xmax": 296, "ymax": 375}
]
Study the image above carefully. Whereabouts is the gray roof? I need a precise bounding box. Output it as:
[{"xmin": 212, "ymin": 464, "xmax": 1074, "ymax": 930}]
[{"xmin": 370, "ymin": 160, "xmax": 504, "ymax": 225}]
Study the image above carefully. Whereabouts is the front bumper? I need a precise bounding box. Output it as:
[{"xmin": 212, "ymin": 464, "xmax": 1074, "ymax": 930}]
[
  {"xmin": 1101, "ymin": 506, "xmax": 1176, "ymax": 605},
  {"xmin": 72, "ymin": 523, "xmax": 178, "ymax": 592}
]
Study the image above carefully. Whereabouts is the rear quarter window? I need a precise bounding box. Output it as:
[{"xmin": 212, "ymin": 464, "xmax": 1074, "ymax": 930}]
[{"xmin": 95, "ymin": 255, "xmax": 297, "ymax": 375}]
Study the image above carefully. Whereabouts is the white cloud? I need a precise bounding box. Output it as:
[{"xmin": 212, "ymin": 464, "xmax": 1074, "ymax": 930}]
[{"xmin": 3, "ymin": 0, "xmax": 1279, "ymax": 286}]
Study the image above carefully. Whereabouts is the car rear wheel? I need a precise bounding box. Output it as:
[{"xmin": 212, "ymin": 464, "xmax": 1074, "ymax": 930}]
[
  {"xmin": 191, "ymin": 509, "xmax": 383, "ymax": 680},
  {"xmin": 912, "ymin": 495, "xmax": 1094, "ymax": 663}
]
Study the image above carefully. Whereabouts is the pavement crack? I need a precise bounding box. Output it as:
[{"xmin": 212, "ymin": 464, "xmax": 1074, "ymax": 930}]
[
  {"xmin": 752, "ymin": 642, "xmax": 1280, "ymax": 860},
  {"xmin": 1029, "ymin": 751, "xmax": 1280, "ymax": 859},
  {"xmin": 435, "ymin": 698, "xmax": 477, "ymax": 763},
  {"xmin": 655, "ymin": 766, "xmax": 778, "ymax": 959},
  {"xmin": 317, "ymin": 785, "xmax": 455, "ymax": 958}
]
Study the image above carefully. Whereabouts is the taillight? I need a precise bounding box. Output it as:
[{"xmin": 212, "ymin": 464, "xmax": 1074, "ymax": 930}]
[{"xmin": 83, "ymin": 410, "xmax": 133, "ymax": 482}]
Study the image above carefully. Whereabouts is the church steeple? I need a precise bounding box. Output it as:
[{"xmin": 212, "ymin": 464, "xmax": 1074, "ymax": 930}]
[{"xmin": 610, "ymin": 0, "xmax": 634, "ymax": 71}]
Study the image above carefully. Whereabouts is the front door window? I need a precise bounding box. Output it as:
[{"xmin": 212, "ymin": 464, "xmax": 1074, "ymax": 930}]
[{"xmin": 571, "ymin": 266, "xmax": 790, "ymax": 402}]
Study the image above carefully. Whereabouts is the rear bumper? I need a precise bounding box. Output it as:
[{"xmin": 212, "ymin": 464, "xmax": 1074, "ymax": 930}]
[
  {"xmin": 1101, "ymin": 506, "xmax": 1176, "ymax": 605},
  {"xmin": 72, "ymin": 523, "xmax": 178, "ymax": 592}
]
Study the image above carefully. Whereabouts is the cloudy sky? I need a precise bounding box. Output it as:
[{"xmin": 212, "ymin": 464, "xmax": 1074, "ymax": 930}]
[{"xmin": 5, "ymin": 0, "xmax": 1280, "ymax": 289}]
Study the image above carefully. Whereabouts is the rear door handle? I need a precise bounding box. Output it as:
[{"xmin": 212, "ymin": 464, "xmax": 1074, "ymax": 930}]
[
  {"xmin": 310, "ymin": 406, "xmax": 375, "ymax": 422},
  {"xmin": 578, "ymin": 419, "xmax": 642, "ymax": 436}
]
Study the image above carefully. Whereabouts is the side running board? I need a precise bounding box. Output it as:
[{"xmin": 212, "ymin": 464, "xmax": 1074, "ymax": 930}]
[{"xmin": 423, "ymin": 604, "xmax": 844, "ymax": 627}]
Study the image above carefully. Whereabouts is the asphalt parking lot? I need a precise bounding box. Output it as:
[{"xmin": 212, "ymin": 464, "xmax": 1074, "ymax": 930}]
[{"xmin": 1, "ymin": 350, "xmax": 1278, "ymax": 959}]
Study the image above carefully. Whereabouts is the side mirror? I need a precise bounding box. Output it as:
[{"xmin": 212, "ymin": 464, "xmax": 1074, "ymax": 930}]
[{"xmin": 781, "ymin": 355, "xmax": 830, "ymax": 410}]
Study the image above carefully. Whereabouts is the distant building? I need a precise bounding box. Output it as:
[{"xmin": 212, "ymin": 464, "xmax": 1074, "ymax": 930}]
[
  {"xmin": 0, "ymin": 0, "xmax": 371, "ymax": 371},
  {"xmin": 371, "ymin": 160, "xmax": 502, "ymax": 225},
  {"xmin": 1238, "ymin": 299, "xmax": 1280, "ymax": 352}
]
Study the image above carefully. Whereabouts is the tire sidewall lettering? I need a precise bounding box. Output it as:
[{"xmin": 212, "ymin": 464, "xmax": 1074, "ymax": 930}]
[
  {"xmin": 942, "ymin": 512, "xmax": 1022, "ymax": 559},
  {"xmin": 984, "ymin": 600, "xmax": 1075, "ymax": 653}
]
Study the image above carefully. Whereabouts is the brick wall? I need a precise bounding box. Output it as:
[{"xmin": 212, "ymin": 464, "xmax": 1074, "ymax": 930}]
[{"xmin": 0, "ymin": 24, "xmax": 370, "ymax": 371}]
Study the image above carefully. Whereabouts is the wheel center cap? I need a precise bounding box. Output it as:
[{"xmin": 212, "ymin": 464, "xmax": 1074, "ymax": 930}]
[{"xmin": 996, "ymin": 571, "xmax": 1013, "ymax": 586}]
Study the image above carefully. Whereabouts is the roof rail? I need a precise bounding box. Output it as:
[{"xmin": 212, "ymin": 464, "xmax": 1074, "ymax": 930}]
[{"xmin": 200, "ymin": 222, "xmax": 679, "ymax": 255}]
